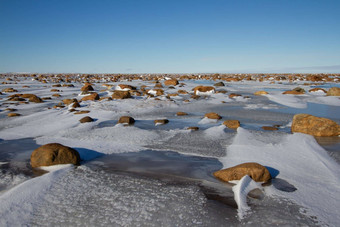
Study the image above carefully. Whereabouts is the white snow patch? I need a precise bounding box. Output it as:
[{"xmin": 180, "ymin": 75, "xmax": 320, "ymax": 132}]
[
  {"xmin": 232, "ymin": 175, "xmax": 261, "ymax": 219},
  {"xmin": 198, "ymin": 117, "xmax": 219, "ymax": 124},
  {"xmin": 0, "ymin": 166, "xmax": 72, "ymax": 226},
  {"xmin": 266, "ymin": 94, "xmax": 307, "ymax": 108}
]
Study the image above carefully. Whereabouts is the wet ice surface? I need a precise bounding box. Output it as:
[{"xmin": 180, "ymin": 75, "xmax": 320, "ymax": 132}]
[{"xmin": 1, "ymin": 77, "xmax": 340, "ymax": 226}]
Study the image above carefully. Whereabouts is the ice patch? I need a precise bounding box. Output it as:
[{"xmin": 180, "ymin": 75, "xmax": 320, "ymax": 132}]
[{"xmin": 204, "ymin": 125, "xmax": 226, "ymax": 138}]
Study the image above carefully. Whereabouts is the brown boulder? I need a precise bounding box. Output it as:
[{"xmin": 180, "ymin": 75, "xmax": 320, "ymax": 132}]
[
  {"xmin": 81, "ymin": 93, "xmax": 99, "ymax": 101},
  {"xmin": 63, "ymin": 98, "xmax": 78, "ymax": 105},
  {"xmin": 204, "ymin": 112, "xmax": 222, "ymax": 120},
  {"xmin": 164, "ymin": 79, "xmax": 179, "ymax": 86},
  {"xmin": 118, "ymin": 116, "xmax": 135, "ymax": 125},
  {"xmin": 213, "ymin": 162, "xmax": 271, "ymax": 182},
  {"xmin": 193, "ymin": 86, "xmax": 215, "ymax": 95},
  {"xmin": 229, "ymin": 93, "xmax": 242, "ymax": 98},
  {"xmin": 147, "ymin": 89, "xmax": 164, "ymax": 96},
  {"xmin": 112, "ymin": 90, "xmax": 131, "ymax": 99},
  {"xmin": 309, "ymin": 88, "xmax": 326, "ymax": 93},
  {"xmin": 254, "ymin": 91, "xmax": 268, "ymax": 96},
  {"xmin": 79, "ymin": 116, "xmax": 94, "ymax": 123},
  {"xmin": 81, "ymin": 84, "xmax": 94, "ymax": 92},
  {"xmin": 187, "ymin": 126, "xmax": 199, "ymax": 131},
  {"xmin": 2, "ymin": 88, "xmax": 18, "ymax": 93},
  {"xmin": 327, "ymin": 87, "xmax": 340, "ymax": 96},
  {"xmin": 8, "ymin": 113, "xmax": 21, "ymax": 117},
  {"xmin": 214, "ymin": 82, "xmax": 225, "ymax": 87},
  {"xmin": 223, "ymin": 120, "xmax": 240, "ymax": 129},
  {"xmin": 30, "ymin": 143, "xmax": 80, "ymax": 168},
  {"xmin": 291, "ymin": 114, "xmax": 340, "ymax": 137},
  {"xmin": 117, "ymin": 84, "xmax": 136, "ymax": 90},
  {"xmin": 20, "ymin": 94, "xmax": 43, "ymax": 103},
  {"xmin": 154, "ymin": 119, "xmax": 169, "ymax": 125},
  {"xmin": 176, "ymin": 112, "xmax": 188, "ymax": 116}
]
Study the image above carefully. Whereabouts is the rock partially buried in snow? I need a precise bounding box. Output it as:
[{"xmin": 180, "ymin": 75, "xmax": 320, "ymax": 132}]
[
  {"xmin": 164, "ymin": 79, "xmax": 179, "ymax": 86},
  {"xmin": 262, "ymin": 126, "xmax": 278, "ymax": 131},
  {"xmin": 213, "ymin": 162, "xmax": 271, "ymax": 182},
  {"xmin": 81, "ymin": 83, "xmax": 94, "ymax": 92},
  {"xmin": 204, "ymin": 112, "xmax": 222, "ymax": 120},
  {"xmin": 187, "ymin": 126, "xmax": 199, "ymax": 131},
  {"xmin": 118, "ymin": 116, "xmax": 135, "ymax": 125},
  {"xmin": 223, "ymin": 120, "xmax": 240, "ymax": 129},
  {"xmin": 8, "ymin": 113, "xmax": 21, "ymax": 117},
  {"xmin": 214, "ymin": 82, "xmax": 225, "ymax": 87},
  {"xmin": 309, "ymin": 88, "xmax": 326, "ymax": 93},
  {"xmin": 254, "ymin": 91, "xmax": 268, "ymax": 96},
  {"xmin": 30, "ymin": 143, "xmax": 80, "ymax": 168},
  {"xmin": 79, "ymin": 116, "xmax": 94, "ymax": 123},
  {"xmin": 176, "ymin": 112, "xmax": 188, "ymax": 116},
  {"xmin": 282, "ymin": 90, "xmax": 304, "ymax": 95},
  {"xmin": 193, "ymin": 86, "xmax": 215, "ymax": 95},
  {"xmin": 327, "ymin": 87, "xmax": 340, "ymax": 96},
  {"xmin": 154, "ymin": 119, "xmax": 169, "ymax": 125},
  {"xmin": 291, "ymin": 114, "xmax": 340, "ymax": 137}
]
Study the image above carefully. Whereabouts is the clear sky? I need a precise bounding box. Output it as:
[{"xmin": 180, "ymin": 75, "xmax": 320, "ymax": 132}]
[{"xmin": 1, "ymin": 0, "xmax": 340, "ymax": 73}]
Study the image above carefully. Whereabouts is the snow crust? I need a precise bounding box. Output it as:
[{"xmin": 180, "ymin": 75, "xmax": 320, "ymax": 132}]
[{"xmin": 0, "ymin": 166, "xmax": 72, "ymax": 226}]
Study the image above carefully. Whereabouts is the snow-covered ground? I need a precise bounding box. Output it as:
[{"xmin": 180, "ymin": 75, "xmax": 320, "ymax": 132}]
[{"xmin": 0, "ymin": 75, "xmax": 339, "ymax": 226}]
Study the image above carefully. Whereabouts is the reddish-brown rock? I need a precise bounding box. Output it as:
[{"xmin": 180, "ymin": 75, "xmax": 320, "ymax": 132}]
[
  {"xmin": 223, "ymin": 120, "xmax": 240, "ymax": 129},
  {"xmin": 112, "ymin": 90, "xmax": 132, "ymax": 99},
  {"xmin": 309, "ymin": 88, "xmax": 326, "ymax": 93},
  {"xmin": 8, "ymin": 113, "xmax": 21, "ymax": 117},
  {"xmin": 118, "ymin": 116, "xmax": 135, "ymax": 125},
  {"xmin": 30, "ymin": 143, "xmax": 80, "ymax": 168},
  {"xmin": 81, "ymin": 83, "xmax": 94, "ymax": 92},
  {"xmin": 262, "ymin": 126, "xmax": 278, "ymax": 131},
  {"xmin": 63, "ymin": 98, "xmax": 78, "ymax": 105},
  {"xmin": 193, "ymin": 86, "xmax": 215, "ymax": 95},
  {"xmin": 176, "ymin": 112, "xmax": 188, "ymax": 116},
  {"xmin": 164, "ymin": 79, "xmax": 179, "ymax": 86},
  {"xmin": 117, "ymin": 84, "xmax": 136, "ymax": 90},
  {"xmin": 204, "ymin": 112, "xmax": 222, "ymax": 120},
  {"xmin": 291, "ymin": 114, "xmax": 340, "ymax": 137},
  {"xmin": 81, "ymin": 93, "xmax": 99, "ymax": 101},
  {"xmin": 154, "ymin": 119, "xmax": 169, "ymax": 125},
  {"xmin": 187, "ymin": 126, "xmax": 199, "ymax": 131},
  {"xmin": 254, "ymin": 91, "xmax": 268, "ymax": 96},
  {"xmin": 327, "ymin": 87, "xmax": 340, "ymax": 96},
  {"xmin": 213, "ymin": 162, "xmax": 271, "ymax": 182},
  {"xmin": 79, "ymin": 116, "xmax": 94, "ymax": 123}
]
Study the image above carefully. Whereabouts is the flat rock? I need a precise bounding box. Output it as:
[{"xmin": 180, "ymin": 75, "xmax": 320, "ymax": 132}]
[
  {"xmin": 193, "ymin": 86, "xmax": 215, "ymax": 95},
  {"xmin": 262, "ymin": 126, "xmax": 278, "ymax": 131},
  {"xmin": 30, "ymin": 143, "xmax": 80, "ymax": 168},
  {"xmin": 213, "ymin": 162, "xmax": 271, "ymax": 182},
  {"xmin": 291, "ymin": 114, "xmax": 340, "ymax": 136},
  {"xmin": 204, "ymin": 112, "xmax": 222, "ymax": 120},
  {"xmin": 187, "ymin": 126, "xmax": 199, "ymax": 131},
  {"xmin": 154, "ymin": 119, "xmax": 169, "ymax": 125},
  {"xmin": 176, "ymin": 112, "xmax": 188, "ymax": 116},
  {"xmin": 8, "ymin": 113, "xmax": 21, "ymax": 117},
  {"xmin": 254, "ymin": 90, "xmax": 268, "ymax": 95},
  {"xmin": 223, "ymin": 120, "xmax": 240, "ymax": 129}
]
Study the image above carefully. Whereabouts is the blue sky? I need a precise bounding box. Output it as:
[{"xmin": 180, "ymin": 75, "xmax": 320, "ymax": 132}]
[{"xmin": 1, "ymin": 0, "xmax": 340, "ymax": 73}]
